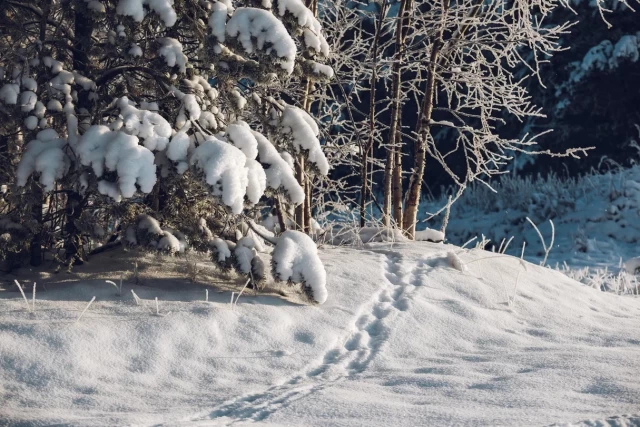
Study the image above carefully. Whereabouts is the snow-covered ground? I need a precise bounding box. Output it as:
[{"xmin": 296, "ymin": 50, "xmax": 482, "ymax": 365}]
[
  {"xmin": 2, "ymin": 242, "xmax": 640, "ymax": 426},
  {"xmin": 422, "ymin": 166, "xmax": 640, "ymax": 292}
]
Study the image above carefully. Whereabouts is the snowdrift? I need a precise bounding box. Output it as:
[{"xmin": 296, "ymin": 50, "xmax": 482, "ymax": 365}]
[{"xmin": 1, "ymin": 242, "xmax": 639, "ymax": 426}]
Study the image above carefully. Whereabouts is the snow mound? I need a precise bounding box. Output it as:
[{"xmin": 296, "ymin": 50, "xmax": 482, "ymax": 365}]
[{"xmin": 415, "ymin": 227, "xmax": 445, "ymax": 243}]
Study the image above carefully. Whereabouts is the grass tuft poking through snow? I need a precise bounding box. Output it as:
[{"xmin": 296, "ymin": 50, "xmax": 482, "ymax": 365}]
[
  {"xmin": 105, "ymin": 280, "xmax": 122, "ymax": 296},
  {"xmin": 131, "ymin": 289, "xmax": 141, "ymax": 305},
  {"xmin": 75, "ymin": 296, "xmax": 96, "ymax": 323},
  {"xmin": 13, "ymin": 280, "xmax": 31, "ymax": 312}
]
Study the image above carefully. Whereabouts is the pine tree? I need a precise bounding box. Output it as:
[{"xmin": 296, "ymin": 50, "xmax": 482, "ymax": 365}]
[{"xmin": 0, "ymin": 0, "xmax": 332, "ymax": 302}]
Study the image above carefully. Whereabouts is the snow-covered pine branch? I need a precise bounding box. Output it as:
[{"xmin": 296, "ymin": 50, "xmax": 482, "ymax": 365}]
[{"xmin": 0, "ymin": 0, "xmax": 333, "ymax": 289}]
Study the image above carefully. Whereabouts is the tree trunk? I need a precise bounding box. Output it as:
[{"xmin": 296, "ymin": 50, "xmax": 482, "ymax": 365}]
[
  {"xmin": 382, "ymin": 150, "xmax": 394, "ymax": 227},
  {"xmin": 383, "ymin": 0, "xmax": 413, "ymax": 229},
  {"xmin": 296, "ymin": 38, "xmax": 315, "ymax": 232},
  {"xmin": 403, "ymin": 8, "xmax": 447, "ymax": 239},
  {"xmin": 29, "ymin": 183, "xmax": 43, "ymax": 267},
  {"xmin": 304, "ymin": 175, "xmax": 312, "ymax": 233},
  {"xmin": 403, "ymin": 1, "xmax": 476, "ymax": 239},
  {"xmin": 294, "ymin": 157, "xmax": 306, "ymax": 231},
  {"xmin": 275, "ymin": 196, "xmax": 287, "ymax": 232},
  {"xmin": 63, "ymin": 2, "xmax": 94, "ymax": 261},
  {"xmin": 64, "ymin": 192, "xmax": 86, "ymax": 263},
  {"xmin": 361, "ymin": 0, "xmax": 388, "ymax": 228},
  {"xmin": 360, "ymin": 145, "xmax": 370, "ymax": 227}
]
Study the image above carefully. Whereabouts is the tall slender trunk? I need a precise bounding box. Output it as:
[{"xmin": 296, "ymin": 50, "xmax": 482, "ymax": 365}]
[
  {"xmin": 403, "ymin": 1, "xmax": 480, "ymax": 238},
  {"xmin": 29, "ymin": 183, "xmax": 43, "ymax": 267},
  {"xmin": 275, "ymin": 196, "xmax": 287, "ymax": 232},
  {"xmin": 294, "ymin": 0, "xmax": 318, "ymax": 233},
  {"xmin": 304, "ymin": 176, "xmax": 312, "ymax": 232},
  {"xmin": 361, "ymin": 0, "xmax": 388, "ymax": 228},
  {"xmin": 403, "ymin": 2, "xmax": 448, "ymax": 239},
  {"xmin": 294, "ymin": 157, "xmax": 306, "ymax": 231},
  {"xmin": 383, "ymin": 0, "xmax": 413, "ymax": 228},
  {"xmin": 63, "ymin": 3, "xmax": 94, "ymax": 261},
  {"xmin": 29, "ymin": 0, "xmax": 51, "ymax": 267}
]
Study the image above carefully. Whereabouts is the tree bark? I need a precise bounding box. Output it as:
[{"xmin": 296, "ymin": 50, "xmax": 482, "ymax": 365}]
[
  {"xmin": 275, "ymin": 196, "xmax": 287, "ymax": 233},
  {"xmin": 361, "ymin": 0, "xmax": 388, "ymax": 228},
  {"xmin": 63, "ymin": 2, "xmax": 94, "ymax": 261},
  {"xmin": 383, "ymin": 0, "xmax": 413, "ymax": 229},
  {"xmin": 403, "ymin": 1, "xmax": 480, "ymax": 239},
  {"xmin": 403, "ymin": 4, "xmax": 448, "ymax": 239},
  {"xmin": 294, "ymin": 157, "xmax": 306, "ymax": 231},
  {"xmin": 29, "ymin": 183, "xmax": 43, "ymax": 267}
]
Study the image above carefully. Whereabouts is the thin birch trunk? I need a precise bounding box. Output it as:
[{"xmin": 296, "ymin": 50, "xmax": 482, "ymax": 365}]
[
  {"xmin": 383, "ymin": 0, "xmax": 413, "ymax": 229},
  {"xmin": 361, "ymin": 0, "xmax": 388, "ymax": 228},
  {"xmin": 403, "ymin": 1, "xmax": 449, "ymax": 239},
  {"xmin": 296, "ymin": 0, "xmax": 317, "ymax": 233}
]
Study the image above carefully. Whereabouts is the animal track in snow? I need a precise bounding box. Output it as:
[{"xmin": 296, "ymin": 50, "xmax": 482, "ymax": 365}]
[{"xmin": 189, "ymin": 249, "xmax": 444, "ymax": 425}]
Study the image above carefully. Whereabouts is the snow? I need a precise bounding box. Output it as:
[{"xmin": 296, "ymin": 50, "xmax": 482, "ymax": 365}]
[
  {"xmin": 415, "ymin": 227, "xmax": 445, "ymax": 242},
  {"xmin": 210, "ymin": 237, "xmax": 232, "ymax": 263},
  {"xmin": 16, "ymin": 129, "xmax": 69, "ymax": 191},
  {"xmin": 226, "ymin": 7, "xmax": 297, "ymax": 74},
  {"xmin": 234, "ymin": 236, "xmax": 257, "ymax": 274},
  {"xmin": 609, "ymin": 35, "xmax": 639, "ymax": 68},
  {"xmin": 76, "ymin": 125, "xmax": 157, "ymax": 199},
  {"xmin": 158, "ymin": 38, "xmax": 188, "ymax": 73},
  {"xmin": 189, "ymin": 136, "xmax": 254, "ymax": 214},
  {"xmin": 182, "ymin": 94, "xmax": 202, "ymax": 120},
  {"xmin": 117, "ymin": 97, "xmax": 172, "ymax": 151},
  {"xmin": 158, "ymin": 229, "xmax": 184, "ymax": 253},
  {"xmin": 624, "ymin": 257, "xmax": 640, "ymax": 275},
  {"xmin": 280, "ymin": 105, "xmax": 329, "ymax": 175},
  {"xmin": 137, "ymin": 213, "xmax": 163, "ymax": 235},
  {"xmin": 423, "ymin": 165, "xmax": 640, "ymax": 293},
  {"xmin": 1, "ymin": 242, "xmax": 640, "ymax": 426},
  {"xmin": 276, "ymin": 0, "xmax": 330, "ymax": 56},
  {"xmin": 0, "ymin": 83, "xmax": 20, "ymax": 105},
  {"xmin": 272, "ymin": 230, "xmax": 327, "ymax": 304},
  {"xmin": 208, "ymin": 1, "xmax": 228, "ymax": 42},
  {"xmin": 19, "ymin": 90, "xmax": 37, "ymax": 112},
  {"xmin": 166, "ymin": 130, "xmax": 191, "ymax": 163},
  {"xmin": 24, "ymin": 116, "xmax": 39, "ymax": 130},
  {"xmin": 312, "ymin": 61, "xmax": 334, "ymax": 78},
  {"xmin": 253, "ymin": 129, "xmax": 305, "ymax": 204},
  {"xmin": 116, "ymin": 0, "xmax": 177, "ymax": 27},
  {"xmin": 358, "ymin": 226, "xmax": 408, "ymax": 244},
  {"xmin": 85, "ymin": 0, "xmax": 106, "ymax": 13},
  {"xmin": 47, "ymin": 99, "xmax": 63, "ymax": 112},
  {"xmin": 226, "ymin": 120, "xmax": 259, "ymax": 159},
  {"xmin": 128, "ymin": 43, "xmax": 143, "ymax": 57}
]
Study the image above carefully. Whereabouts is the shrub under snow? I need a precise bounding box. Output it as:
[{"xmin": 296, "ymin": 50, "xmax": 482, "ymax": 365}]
[{"xmin": 272, "ymin": 230, "xmax": 327, "ymax": 304}]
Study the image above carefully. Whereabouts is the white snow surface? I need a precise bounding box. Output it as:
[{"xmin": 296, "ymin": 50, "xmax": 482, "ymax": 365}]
[{"xmin": 1, "ymin": 242, "xmax": 640, "ymax": 426}]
